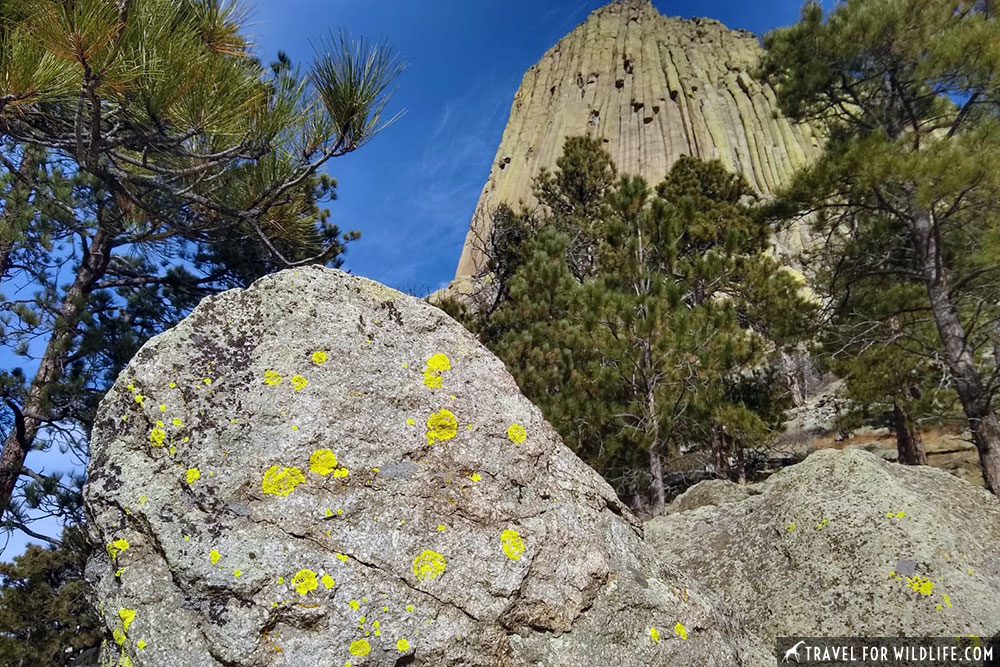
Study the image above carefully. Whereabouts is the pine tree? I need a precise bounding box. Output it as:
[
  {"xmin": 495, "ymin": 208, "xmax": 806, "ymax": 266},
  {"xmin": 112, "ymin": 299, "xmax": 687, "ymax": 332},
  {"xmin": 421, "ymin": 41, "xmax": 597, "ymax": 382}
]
[
  {"xmin": 0, "ymin": 0, "xmax": 403, "ymax": 540},
  {"xmin": 761, "ymin": 0, "xmax": 1000, "ymax": 492},
  {"xmin": 463, "ymin": 138, "xmax": 815, "ymax": 513}
]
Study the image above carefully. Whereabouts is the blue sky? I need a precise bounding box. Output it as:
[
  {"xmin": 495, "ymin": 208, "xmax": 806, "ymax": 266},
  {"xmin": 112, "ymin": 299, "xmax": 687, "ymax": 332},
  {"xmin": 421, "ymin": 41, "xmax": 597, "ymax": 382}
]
[
  {"xmin": 4, "ymin": 0, "xmax": 815, "ymax": 559},
  {"xmin": 250, "ymin": 0, "xmax": 813, "ymax": 295}
]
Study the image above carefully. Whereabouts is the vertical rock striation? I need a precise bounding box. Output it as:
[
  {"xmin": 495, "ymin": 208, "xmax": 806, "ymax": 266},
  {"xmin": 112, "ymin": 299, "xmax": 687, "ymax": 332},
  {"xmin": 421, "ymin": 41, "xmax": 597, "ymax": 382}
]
[{"xmin": 454, "ymin": 0, "xmax": 821, "ymax": 280}]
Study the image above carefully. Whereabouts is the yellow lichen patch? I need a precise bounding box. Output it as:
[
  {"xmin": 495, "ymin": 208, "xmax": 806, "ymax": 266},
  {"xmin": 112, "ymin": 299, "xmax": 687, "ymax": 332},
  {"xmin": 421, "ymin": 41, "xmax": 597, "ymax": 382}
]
[
  {"xmin": 136, "ymin": 640, "xmax": 147, "ymax": 650},
  {"xmin": 887, "ymin": 510, "xmax": 906, "ymax": 519},
  {"xmin": 321, "ymin": 573, "xmax": 336, "ymax": 589},
  {"xmin": 425, "ymin": 409, "xmax": 458, "ymax": 445},
  {"xmin": 396, "ymin": 637, "xmax": 411, "ymax": 652},
  {"xmin": 149, "ymin": 428, "xmax": 166, "ymax": 447},
  {"xmin": 113, "ymin": 627, "xmax": 127, "ymax": 645},
  {"xmin": 292, "ymin": 569, "xmax": 318, "ymax": 595},
  {"xmin": 786, "ymin": 523, "xmax": 796, "ymax": 532},
  {"xmin": 118, "ymin": 608, "xmax": 136, "ymax": 633},
  {"xmin": 349, "ymin": 599, "xmax": 360, "ymax": 610},
  {"xmin": 470, "ymin": 473, "xmax": 482, "ymax": 482},
  {"xmin": 506, "ymin": 423, "xmax": 527, "ymax": 445},
  {"xmin": 437, "ymin": 524, "xmax": 447, "ymax": 532},
  {"xmin": 674, "ymin": 621, "xmax": 688, "ymax": 640},
  {"xmin": 210, "ymin": 549, "xmax": 222, "ymax": 565},
  {"xmin": 290, "ymin": 375, "xmax": 308, "ymax": 391},
  {"xmin": 312, "ymin": 350, "xmax": 328, "ymax": 365},
  {"xmin": 422, "ymin": 353, "xmax": 451, "ymax": 389},
  {"xmin": 309, "ymin": 449, "xmax": 340, "ymax": 475},
  {"xmin": 349, "ymin": 639, "xmax": 371, "ymax": 656},
  {"xmin": 906, "ymin": 575, "xmax": 935, "ymax": 596},
  {"xmin": 405, "ymin": 604, "xmax": 414, "ymax": 613},
  {"xmin": 264, "ymin": 370, "xmax": 283, "ymax": 386},
  {"xmin": 336, "ymin": 553, "xmax": 349, "ymax": 563},
  {"xmin": 186, "ymin": 468, "xmax": 201, "ymax": 484},
  {"xmin": 107, "ymin": 538, "xmax": 130, "ymax": 561},
  {"xmin": 815, "ymin": 517, "xmax": 830, "ymax": 530},
  {"xmin": 649, "ymin": 626, "xmax": 660, "ymax": 642},
  {"xmin": 333, "ymin": 468, "xmax": 349, "ymax": 478},
  {"xmin": 233, "ymin": 569, "xmax": 242, "ymax": 578},
  {"xmin": 261, "ymin": 465, "xmax": 305, "ymax": 496},
  {"xmin": 412, "ymin": 550, "xmax": 447, "ymax": 581},
  {"xmin": 501, "ymin": 529, "xmax": 525, "ymax": 561}
]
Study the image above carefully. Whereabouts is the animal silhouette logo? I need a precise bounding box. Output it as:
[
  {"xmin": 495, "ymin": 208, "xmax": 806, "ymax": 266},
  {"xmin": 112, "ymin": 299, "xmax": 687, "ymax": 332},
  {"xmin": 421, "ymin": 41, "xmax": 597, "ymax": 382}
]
[{"xmin": 783, "ymin": 640, "xmax": 806, "ymax": 663}]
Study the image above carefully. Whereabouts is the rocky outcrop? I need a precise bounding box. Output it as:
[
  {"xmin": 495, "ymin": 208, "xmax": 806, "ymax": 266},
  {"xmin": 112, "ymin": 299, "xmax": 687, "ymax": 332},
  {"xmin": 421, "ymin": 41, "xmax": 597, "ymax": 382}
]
[
  {"xmin": 84, "ymin": 266, "xmax": 768, "ymax": 667},
  {"xmin": 646, "ymin": 448, "xmax": 1000, "ymax": 642},
  {"xmin": 454, "ymin": 0, "xmax": 822, "ymax": 280}
]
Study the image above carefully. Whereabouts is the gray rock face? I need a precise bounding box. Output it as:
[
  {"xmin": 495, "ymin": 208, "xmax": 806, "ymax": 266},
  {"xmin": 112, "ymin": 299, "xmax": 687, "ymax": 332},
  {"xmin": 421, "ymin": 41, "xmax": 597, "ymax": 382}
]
[
  {"xmin": 85, "ymin": 266, "xmax": 768, "ymax": 667},
  {"xmin": 646, "ymin": 449, "xmax": 1000, "ymax": 642},
  {"xmin": 454, "ymin": 0, "xmax": 823, "ymax": 280}
]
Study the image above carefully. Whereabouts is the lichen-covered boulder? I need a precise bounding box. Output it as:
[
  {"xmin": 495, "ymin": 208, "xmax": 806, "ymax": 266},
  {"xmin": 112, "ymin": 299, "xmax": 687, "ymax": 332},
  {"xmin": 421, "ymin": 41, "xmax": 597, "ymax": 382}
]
[
  {"xmin": 646, "ymin": 448, "xmax": 1000, "ymax": 642},
  {"xmin": 85, "ymin": 266, "xmax": 767, "ymax": 667}
]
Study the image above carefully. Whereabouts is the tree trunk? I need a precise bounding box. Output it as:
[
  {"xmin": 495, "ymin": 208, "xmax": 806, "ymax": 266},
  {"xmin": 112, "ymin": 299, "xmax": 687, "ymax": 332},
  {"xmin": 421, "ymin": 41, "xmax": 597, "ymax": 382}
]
[
  {"xmin": 892, "ymin": 402, "xmax": 927, "ymax": 466},
  {"xmin": 649, "ymin": 447, "xmax": 665, "ymax": 515},
  {"xmin": 911, "ymin": 201, "xmax": 1000, "ymax": 493},
  {"xmin": 0, "ymin": 225, "xmax": 113, "ymax": 520}
]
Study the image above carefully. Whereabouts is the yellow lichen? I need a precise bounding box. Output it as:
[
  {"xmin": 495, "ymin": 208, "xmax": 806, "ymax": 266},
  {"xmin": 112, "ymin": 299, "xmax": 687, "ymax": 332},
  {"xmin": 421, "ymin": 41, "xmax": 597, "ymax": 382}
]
[
  {"xmin": 292, "ymin": 569, "xmax": 318, "ymax": 595},
  {"xmin": 412, "ymin": 550, "xmax": 447, "ymax": 581},
  {"xmin": 405, "ymin": 604, "xmax": 414, "ymax": 612},
  {"xmin": 396, "ymin": 638, "xmax": 410, "ymax": 652},
  {"xmin": 425, "ymin": 409, "xmax": 458, "ymax": 445},
  {"xmin": 437, "ymin": 524, "xmax": 446, "ymax": 532},
  {"xmin": 149, "ymin": 428, "xmax": 166, "ymax": 447},
  {"xmin": 290, "ymin": 375, "xmax": 308, "ymax": 391},
  {"xmin": 336, "ymin": 553, "xmax": 349, "ymax": 562},
  {"xmin": 649, "ymin": 626, "xmax": 660, "ymax": 642},
  {"xmin": 107, "ymin": 538, "xmax": 130, "ymax": 561},
  {"xmin": 309, "ymin": 449, "xmax": 340, "ymax": 476},
  {"xmin": 906, "ymin": 575, "xmax": 935, "ymax": 596},
  {"xmin": 501, "ymin": 529, "xmax": 525, "ymax": 561},
  {"xmin": 113, "ymin": 627, "xmax": 127, "ymax": 645},
  {"xmin": 186, "ymin": 468, "xmax": 200, "ymax": 484},
  {"xmin": 322, "ymin": 573, "xmax": 335, "ymax": 589},
  {"xmin": 264, "ymin": 370, "xmax": 283, "ymax": 386},
  {"xmin": 118, "ymin": 608, "xmax": 136, "ymax": 633},
  {"xmin": 233, "ymin": 569, "xmax": 242, "ymax": 578},
  {"xmin": 470, "ymin": 473, "xmax": 482, "ymax": 482},
  {"xmin": 136, "ymin": 640, "xmax": 147, "ymax": 650},
  {"xmin": 422, "ymin": 353, "xmax": 451, "ymax": 388},
  {"xmin": 261, "ymin": 465, "xmax": 305, "ymax": 496},
  {"xmin": 506, "ymin": 423, "xmax": 527, "ymax": 445},
  {"xmin": 312, "ymin": 350, "xmax": 328, "ymax": 365},
  {"xmin": 349, "ymin": 599, "xmax": 360, "ymax": 610},
  {"xmin": 674, "ymin": 621, "xmax": 688, "ymax": 640},
  {"xmin": 349, "ymin": 640, "xmax": 371, "ymax": 656},
  {"xmin": 210, "ymin": 549, "xmax": 221, "ymax": 565}
]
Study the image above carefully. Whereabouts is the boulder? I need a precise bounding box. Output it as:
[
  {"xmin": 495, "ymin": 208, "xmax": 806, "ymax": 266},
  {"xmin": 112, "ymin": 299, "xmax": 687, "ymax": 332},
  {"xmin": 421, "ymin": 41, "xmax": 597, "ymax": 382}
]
[
  {"xmin": 85, "ymin": 266, "xmax": 768, "ymax": 667},
  {"xmin": 645, "ymin": 448, "xmax": 1000, "ymax": 642}
]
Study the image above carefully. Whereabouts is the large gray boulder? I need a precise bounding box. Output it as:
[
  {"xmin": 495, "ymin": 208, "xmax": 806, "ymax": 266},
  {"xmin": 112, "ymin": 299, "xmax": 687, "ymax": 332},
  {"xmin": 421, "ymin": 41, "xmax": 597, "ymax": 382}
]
[
  {"xmin": 85, "ymin": 266, "xmax": 767, "ymax": 667},
  {"xmin": 646, "ymin": 448, "xmax": 1000, "ymax": 642}
]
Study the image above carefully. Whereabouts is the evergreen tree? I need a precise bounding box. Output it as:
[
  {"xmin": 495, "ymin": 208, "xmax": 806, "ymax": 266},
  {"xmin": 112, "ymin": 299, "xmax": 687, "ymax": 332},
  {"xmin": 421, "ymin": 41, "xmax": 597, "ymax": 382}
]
[
  {"xmin": 0, "ymin": 0, "xmax": 403, "ymax": 543},
  {"xmin": 761, "ymin": 0, "xmax": 1000, "ymax": 492},
  {"xmin": 459, "ymin": 138, "xmax": 815, "ymax": 513},
  {"xmin": 0, "ymin": 527, "xmax": 99, "ymax": 666}
]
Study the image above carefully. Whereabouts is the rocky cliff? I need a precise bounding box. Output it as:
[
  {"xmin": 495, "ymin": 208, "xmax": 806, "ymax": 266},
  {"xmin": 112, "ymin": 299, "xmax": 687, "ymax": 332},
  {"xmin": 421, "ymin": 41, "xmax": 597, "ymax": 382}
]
[{"xmin": 454, "ymin": 0, "xmax": 821, "ymax": 280}]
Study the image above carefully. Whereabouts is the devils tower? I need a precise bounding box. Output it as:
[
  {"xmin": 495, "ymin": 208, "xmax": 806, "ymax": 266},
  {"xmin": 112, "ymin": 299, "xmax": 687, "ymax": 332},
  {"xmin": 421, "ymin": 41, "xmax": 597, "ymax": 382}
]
[{"xmin": 453, "ymin": 0, "xmax": 822, "ymax": 280}]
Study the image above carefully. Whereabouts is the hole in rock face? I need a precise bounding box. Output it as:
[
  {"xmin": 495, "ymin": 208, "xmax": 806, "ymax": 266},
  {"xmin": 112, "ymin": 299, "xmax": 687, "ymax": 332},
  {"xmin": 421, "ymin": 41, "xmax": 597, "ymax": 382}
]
[
  {"xmin": 623, "ymin": 55, "xmax": 634, "ymax": 74},
  {"xmin": 615, "ymin": 79, "xmax": 624, "ymax": 89},
  {"xmin": 589, "ymin": 110, "xmax": 600, "ymax": 126},
  {"xmin": 670, "ymin": 90, "xmax": 679, "ymax": 101},
  {"xmin": 632, "ymin": 101, "xmax": 644, "ymax": 112},
  {"xmin": 643, "ymin": 116, "xmax": 653, "ymax": 124}
]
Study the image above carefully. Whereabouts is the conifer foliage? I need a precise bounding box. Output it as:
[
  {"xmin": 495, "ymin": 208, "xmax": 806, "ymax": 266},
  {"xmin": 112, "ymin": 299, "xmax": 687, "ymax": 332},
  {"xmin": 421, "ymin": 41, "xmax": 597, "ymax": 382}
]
[
  {"xmin": 449, "ymin": 137, "xmax": 815, "ymax": 513},
  {"xmin": 761, "ymin": 0, "xmax": 1000, "ymax": 493}
]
